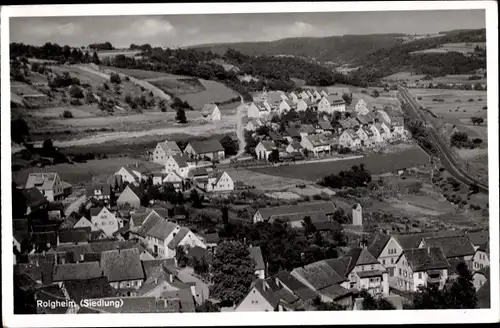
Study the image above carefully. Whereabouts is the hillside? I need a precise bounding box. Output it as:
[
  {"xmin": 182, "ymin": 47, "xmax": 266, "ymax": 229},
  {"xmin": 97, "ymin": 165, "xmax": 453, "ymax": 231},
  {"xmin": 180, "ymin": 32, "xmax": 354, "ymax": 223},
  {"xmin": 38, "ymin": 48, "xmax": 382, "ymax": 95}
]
[{"xmin": 189, "ymin": 33, "xmax": 405, "ymax": 64}]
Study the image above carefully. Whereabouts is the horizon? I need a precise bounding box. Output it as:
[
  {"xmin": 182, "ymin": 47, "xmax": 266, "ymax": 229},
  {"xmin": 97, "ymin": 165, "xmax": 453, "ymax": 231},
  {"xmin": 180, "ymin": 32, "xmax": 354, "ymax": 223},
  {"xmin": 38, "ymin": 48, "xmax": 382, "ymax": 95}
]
[{"xmin": 9, "ymin": 10, "xmax": 486, "ymax": 48}]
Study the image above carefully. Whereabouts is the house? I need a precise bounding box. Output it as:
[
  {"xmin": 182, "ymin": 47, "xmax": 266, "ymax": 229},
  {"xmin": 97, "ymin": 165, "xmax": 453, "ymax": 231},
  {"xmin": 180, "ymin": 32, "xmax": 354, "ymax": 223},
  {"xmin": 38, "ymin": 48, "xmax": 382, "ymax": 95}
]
[
  {"xmin": 252, "ymin": 201, "xmax": 336, "ymax": 224},
  {"xmin": 315, "ymin": 121, "xmax": 334, "ymax": 134},
  {"xmin": 116, "ymin": 185, "xmax": 146, "ymax": 209},
  {"xmin": 339, "ymin": 130, "xmax": 361, "ymax": 149},
  {"xmin": 255, "ymin": 140, "xmax": 275, "ymax": 161},
  {"xmin": 352, "ymin": 204, "xmax": 363, "ymax": 226},
  {"xmin": 245, "ymin": 119, "xmax": 262, "ymax": 132},
  {"xmin": 317, "ymin": 88, "xmax": 329, "ymax": 98},
  {"xmin": 300, "ymin": 134, "xmax": 331, "ymax": 157},
  {"xmin": 394, "ymin": 247, "xmax": 450, "ymax": 292},
  {"xmin": 268, "ymin": 131, "xmax": 286, "ymax": 145},
  {"xmin": 376, "ymin": 110, "xmax": 392, "ymax": 125},
  {"xmin": 163, "ymin": 171, "xmax": 185, "ymax": 191},
  {"xmin": 283, "ymin": 127, "xmax": 301, "ymax": 143},
  {"xmin": 201, "ymin": 104, "xmax": 221, "ymax": 121},
  {"xmin": 184, "ymin": 140, "xmax": 225, "ymax": 161},
  {"xmin": 298, "ymin": 124, "xmax": 316, "ymax": 138},
  {"xmin": 379, "ymin": 122, "xmax": 393, "ymax": 140},
  {"xmin": 235, "ymin": 279, "xmax": 282, "ymax": 312},
  {"xmin": 317, "ymin": 95, "xmax": 346, "ymax": 114},
  {"xmin": 286, "ymin": 142, "xmax": 303, "ymax": 154},
  {"xmin": 466, "ymin": 230, "xmax": 490, "ymax": 271},
  {"xmin": 21, "ymin": 188, "xmax": 49, "ymax": 215},
  {"xmin": 60, "ymin": 213, "xmax": 91, "ymax": 230},
  {"xmin": 197, "ymin": 233, "xmax": 220, "ymax": 248},
  {"xmin": 152, "ymin": 141, "xmax": 182, "ymax": 165},
  {"xmin": 90, "ymin": 206, "xmax": 121, "ymax": 237},
  {"xmin": 354, "ymin": 99, "xmax": 370, "ymax": 116},
  {"xmin": 205, "ymin": 171, "xmax": 234, "ymax": 192},
  {"xmin": 250, "ymin": 246, "xmax": 266, "ymax": 279},
  {"xmin": 356, "ymin": 127, "xmax": 375, "ymax": 148},
  {"xmin": 272, "ymin": 270, "xmax": 319, "ymax": 308},
  {"xmin": 140, "ymin": 218, "xmax": 181, "ymax": 258},
  {"xmin": 100, "ymin": 248, "xmax": 145, "ymax": 291},
  {"xmin": 296, "ymin": 99, "xmax": 309, "ymax": 112},
  {"xmin": 472, "ymin": 267, "xmax": 489, "ymax": 291},
  {"xmin": 152, "ymin": 172, "xmax": 164, "ymax": 186},
  {"xmin": 418, "ymin": 235, "xmax": 476, "ymax": 269},
  {"xmin": 278, "ymin": 99, "xmax": 296, "ymax": 114},
  {"xmin": 356, "ymin": 112, "xmax": 376, "ymax": 126},
  {"xmin": 391, "ymin": 117, "xmax": 407, "ymax": 139},
  {"xmin": 86, "ymin": 184, "xmax": 112, "ymax": 202},
  {"xmin": 369, "ymin": 123, "xmax": 385, "ymax": 143},
  {"xmin": 288, "ymin": 92, "xmax": 299, "ymax": 103},
  {"xmin": 114, "ymin": 167, "xmax": 140, "ymax": 185},
  {"xmin": 312, "ymin": 90, "xmax": 322, "ymax": 102},
  {"xmin": 62, "ymin": 277, "xmax": 116, "ymax": 308},
  {"xmin": 247, "ymin": 101, "xmax": 271, "ymax": 118},
  {"xmin": 290, "ymin": 260, "xmax": 352, "ymax": 305},
  {"xmin": 52, "ymin": 262, "xmax": 103, "ymax": 285},
  {"xmin": 266, "ymin": 91, "xmax": 288, "ymax": 108},
  {"xmin": 299, "ymin": 91, "xmax": 310, "ymax": 100},
  {"xmin": 25, "ymin": 172, "xmax": 65, "ymax": 202},
  {"xmin": 164, "ymin": 154, "xmax": 191, "ymax": 179},
  {"xmin": 167, "ymin": 227, "xmax": 206, "ymax": 257},
  {"xmin": 57, "ymin": 227, "xmax": 91, "ymax": 245}
]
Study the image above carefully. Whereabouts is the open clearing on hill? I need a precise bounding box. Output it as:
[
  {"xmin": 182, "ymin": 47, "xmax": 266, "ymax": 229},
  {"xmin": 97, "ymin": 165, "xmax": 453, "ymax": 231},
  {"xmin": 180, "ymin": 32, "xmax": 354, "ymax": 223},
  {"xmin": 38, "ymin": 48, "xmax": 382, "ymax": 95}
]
[
  {"xmin": 227, "ymin": 169, "xmax": 315, "ymax": 191},
  {"xmin": 409, "ymin": 42, "xmax": 486, "ymax": 55},
  {"xmin": 250, "ymin": 146, "xmax": 429, "ymax": 181},
  {"xmin": 178, "ymin": 79, "xmax": 239, "ymax": 110}
]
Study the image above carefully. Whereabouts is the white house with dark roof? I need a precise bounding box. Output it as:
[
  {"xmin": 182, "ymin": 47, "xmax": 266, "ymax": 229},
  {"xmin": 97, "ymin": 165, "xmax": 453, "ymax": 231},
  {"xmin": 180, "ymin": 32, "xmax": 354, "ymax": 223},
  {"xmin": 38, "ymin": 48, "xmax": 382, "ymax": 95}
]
[
  {"xmin": 163, "ymin": 171, "xmax": 185, "ymax": 191},
  {"xmin": 252, "ymin": 201, "xmax": 336, "ymax": 224},
  {"xmin": 466, "ymin": 231, "xmax": 490, "ymax": 271},
  {"xmin": 394, "ymin": 247, "xmax": 450, "ymax": 292},
  {"xmin": 86, "ymin": 184, "xmax": 112, "ymax": 202},
  {"xmin": 90, "ymin": 206, "xmax": 121, "ymax": 237},
  {"xmin": 167, "ymin": 227, "xmax": 206, "ymax": 258},
  {"xmin": 418, "ymin": 235, "xmax": 476, "ymax": 270},
  {"xmin": 317, "ymin": 95, "xmax": 346, "ymax": 113},
  {"xmin": 205, "ymin": 171, "xmax": 234, "ymax": 192},
  {"xmin": 235, "ymin": 279, "xmax": 283, "ymax": 312},
  {"xmin": 369, "ymin": 123, "xmax": 385, "ymax": 143},
  {"xmin": 255, "ymin": 140, "xmax": 275, "ymax": 161},
  {"xmin": 164, "ymin": 154, "xmax": 191, "ymax": 179},
  {"xmin": 300, "ymin": 134, "xmax": 331, "ymax": 157},
  {"xmin": 201, "ymin": 104, "xmax": 221, "ymax": 121},
  {"xmin": 356, "ymin": 127, "xmax": 375, "ymax": 148},
  {"xmin": 116, "ymin": 184, "xmax": 145, "ymax": 209},
  {"xmin": 354, "ymin": 99, "xmax": 370, "ymax": 116},
  {"xmin": 247, "ymin": 101, "xmax": 271, "ymax": 118},
  {"xmin": 152, "ymin": 140, "xmax": 182, "ymax": 165},
  {"xmin": 141, "ymin": 218, "xmax": 181, "ymax": 258},
  {"xmin": 100, "ymin": 248, "xmax": 145, "ymax": 291},
  {"xmin": 25, "ymin": 172, "xmax": 65, "ymax": 202},
  {"xmin": 339, "ymin": 130, "xmax": 361, "ymax": 149},
  {"xmin": 184, "ymin": 140, "xmax": 225, "ymax": 161},
  {"xmin": 114, "ymin": 167, "xmax": 140, "ymax": 185},
  {"xmin": 278, "ymin": 99, "xmax": 296, "ymax": 114}
]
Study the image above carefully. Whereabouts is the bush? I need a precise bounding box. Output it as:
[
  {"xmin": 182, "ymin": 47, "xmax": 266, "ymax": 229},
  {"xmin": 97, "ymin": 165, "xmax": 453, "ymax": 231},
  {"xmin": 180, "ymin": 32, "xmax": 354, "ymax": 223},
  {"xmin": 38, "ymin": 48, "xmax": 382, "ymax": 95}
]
[
  {"xmin": 62, "ymin": 110, "xmax": 73, "ymax": 118},
  {"xmin": 69, "ymin": 85, "xmax": 84, "ymax": 99},
  {"xmin": 468, "ymin": 98, "xmax": 474, "ymax": 102},
  {"xmin": 110, "ymin": 73, "xmax": 121, "ymax": 84},
  {"xmin": 70, "ymin": 99, "xmax": 82, "ymax": 106}
]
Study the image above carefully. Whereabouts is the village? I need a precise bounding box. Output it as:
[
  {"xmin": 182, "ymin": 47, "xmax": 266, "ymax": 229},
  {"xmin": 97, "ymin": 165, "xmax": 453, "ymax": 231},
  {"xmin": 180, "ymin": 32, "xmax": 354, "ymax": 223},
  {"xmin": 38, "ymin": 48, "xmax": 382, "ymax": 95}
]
[{"xmin": 12, "ymin": 84, "xmax": 491, "ymax": 313}]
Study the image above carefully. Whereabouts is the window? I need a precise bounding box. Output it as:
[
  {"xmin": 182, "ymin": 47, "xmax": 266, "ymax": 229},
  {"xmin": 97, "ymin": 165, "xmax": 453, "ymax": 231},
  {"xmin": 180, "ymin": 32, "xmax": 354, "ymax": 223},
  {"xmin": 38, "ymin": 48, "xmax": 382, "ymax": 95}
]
[
  {"xmin": 418, "ymin": 272, "xmax": 422, "ymax": 279},
  {"xmin": 371, "ymin": 265, "xmax": 374, "ymax": 270},
  {"xmin": 404, "ymin": 270, "xmax": 407, "ymax": 277},
  {"xmin": 480, "ymin": 280, "xmax": 483, "ymax": 286},
  {"xmin": 391, "ymin": 258, "xmax": 394, "ymax": 264},
  {"xmin": 382, "ymin": 259, "xmax": 386, "ymax": 265},
  {"xmin": 399, "ymin": 268, "xmax": 402, "ymax": 276}
]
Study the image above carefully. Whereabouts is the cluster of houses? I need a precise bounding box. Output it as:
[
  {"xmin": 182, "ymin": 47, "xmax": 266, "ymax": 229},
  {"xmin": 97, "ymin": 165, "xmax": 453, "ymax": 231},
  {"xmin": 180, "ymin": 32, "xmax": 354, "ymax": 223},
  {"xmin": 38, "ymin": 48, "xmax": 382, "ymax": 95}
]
[
  {"xmin": 245, "ymin": 90, "xmax": 409, "ymax": 161},
  {"xmin": 234, "ymin": 225, "xmax": 490, "ymax": 311}
]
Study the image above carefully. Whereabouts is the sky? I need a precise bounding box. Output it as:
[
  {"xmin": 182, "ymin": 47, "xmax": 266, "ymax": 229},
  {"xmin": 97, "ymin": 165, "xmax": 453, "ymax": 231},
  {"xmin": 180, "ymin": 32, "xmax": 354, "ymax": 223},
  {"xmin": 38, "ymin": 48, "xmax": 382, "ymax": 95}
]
[{"xmin": 9, "ymin": 10, "xmax": 486, "ymax": 48}]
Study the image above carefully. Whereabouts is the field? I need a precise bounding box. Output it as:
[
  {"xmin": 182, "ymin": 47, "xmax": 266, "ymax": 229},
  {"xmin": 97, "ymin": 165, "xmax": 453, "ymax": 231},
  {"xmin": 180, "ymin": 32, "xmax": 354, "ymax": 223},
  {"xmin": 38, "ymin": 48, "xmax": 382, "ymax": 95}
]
[
  {"xmin": 12, "ymin": 157, "xmax": 158, "ymax": 187},
  {"xmin": 11, "ymin": 82, "xmax": 45, "ymax": 97},
  {"xmin": 382, "ymin": 72, "xmax": 427, "ymax": 83},
  {"xmin": 97, "ymin": 50, "xmax": 142, "ymax": 58},
  {"xmin": 148, "ymin": 77, "xmax": 206, "ymax": 95},
  {"xmin": 249, "ymin": 146, "xmax": 430, "ymax": 182},
  {"xmin": 382, "ymin": 72, "xmax": 486, "ymax": 86},
  {"xmin": 30, "ymin": 105, "xmax": 102, "ymax": 118},
  {"xmin": 227, "ymin": 169, "xmax": 315, "ymax": 191},
  {"xmin": 410, "ymin": 42, "xmax": 486, "ymax": 56},
  {"xmin": 178, "ymin": 79, "xmax": 239, "ymax": 110},
  {"xmin": 412, "ymin": 89, "xmax": 487, "ymax": 120}
]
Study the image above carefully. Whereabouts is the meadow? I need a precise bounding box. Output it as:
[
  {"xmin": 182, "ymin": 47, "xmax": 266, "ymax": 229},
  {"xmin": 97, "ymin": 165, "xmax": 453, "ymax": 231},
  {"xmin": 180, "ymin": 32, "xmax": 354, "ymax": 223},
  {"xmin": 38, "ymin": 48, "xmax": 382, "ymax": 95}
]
[{"xmin": 249, "ymin": 146, "xmax": 430, "ymax": 182}]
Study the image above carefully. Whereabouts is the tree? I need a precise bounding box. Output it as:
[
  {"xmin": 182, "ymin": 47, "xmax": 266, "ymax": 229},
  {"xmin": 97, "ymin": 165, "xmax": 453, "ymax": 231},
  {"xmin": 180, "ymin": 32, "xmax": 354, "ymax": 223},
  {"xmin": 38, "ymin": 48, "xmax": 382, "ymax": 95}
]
[
  {"xmin": 42, "ymin": 139, "xmax": 55, "ymax": 156},
  {"xmin": 445, "ymin": 262, "xmax": 478, "ymax": 309},
  {"xmin": 342, "ymin": 93, "xmax": 352, "ymax": 105},
  {"xmin": 196, "ymin": 300, "xmax": 220, "ymax": 312},
  {"xmin": 209, "ymin": 240, "xmax": 256, "ymax": 306},
  {"xmin": 12, "ymin": 182, "xmax": 27, "ymax": 218},
  {"xmin": 69, "ymin": 85, "xmax": 84, "ymax": 99},
  {"xmin": 92, "ymin": 51, "xmax": 100, "ymax": 64},
  {"xmin": 371, "ymin": 90, "xmax": 380, "ymax": 98},
  {"xmin": 110, "ymin": 73, "xmax": 121, "ymax": 84},
  {"xmin": 268, "ymin": 149, "xmax": 280, "ymax": 163},
  {"xmin": 175, "ymin": 246, "xmax": 188, "ymax": 267},
  {"xmin": 221, "ymin": 206, "xmax": 229, "ymax": 225},
  {"xmin": 360, "ymin": 291, "xmax": 396, "ymax": 310},
  {"xmin": 11, "ymin": 118, "xmax": 30, "ymax": 144},
  {"xmin": 302, "ymin": 216, "xmax": 316, "ymax": 235},
  {"xmin": 471, "ymin": 117, "xmax": 484, "ymax": 125},
  {"xmin": 190, "ymin": 189, "xmax": 202, "ymax": 208},
  {"xmin": 62, "ymin": 110, "xmax": 73, "ymax": 118},
  {"xmin": 176, "ymin": 108, "xmax": 187, "ymax": 123}
]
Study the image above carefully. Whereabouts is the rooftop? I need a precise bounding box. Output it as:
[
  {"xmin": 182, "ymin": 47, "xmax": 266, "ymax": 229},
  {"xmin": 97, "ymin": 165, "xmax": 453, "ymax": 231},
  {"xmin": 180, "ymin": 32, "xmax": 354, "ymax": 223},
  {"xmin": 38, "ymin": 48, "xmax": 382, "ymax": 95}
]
[
  {"xmin": 100, "ymin": 248, "xmax": 145, "ymax": 282},
  {"xmin": 249, "ymin": 246, "xmax": 265, "ymax": 271},
  {"xmin": 53, "ymin": 262, "xmax": 102, "ymax": 282},
  {"xmin": 403, "ymin": 247, "xmax": 450, "ymax": 272}
]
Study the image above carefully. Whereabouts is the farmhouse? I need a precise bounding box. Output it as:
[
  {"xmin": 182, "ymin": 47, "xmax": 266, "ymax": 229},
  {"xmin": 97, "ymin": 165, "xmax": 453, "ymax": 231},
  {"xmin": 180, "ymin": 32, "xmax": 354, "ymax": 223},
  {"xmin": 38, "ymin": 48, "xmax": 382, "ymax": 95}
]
[
  {"xmin": 86, "ymin": 184, "xmax": 112, "ymax": 202},
  {"xmin": 394, "ymin": 247, "xmax": 450, "ymax": 292},
  {"xmin": 163, "ymin": 171, "xmax": 185, "ymax": 191},
  {"xmin": 184, "ymin": 140, "xmax": 225, "ymax": 161},
  {"xmin": 21, "ymin": 188, "xmax": 49, "ymax": 215},
  {"xmin": 201, "ymin": 104, "xmax": 221, "ymax": 121},
  {"xmin": 152, "ymin": 141, "xmax": 182, "ymax": 165},
  {"xmin": 100, "ymin": 248, "xmax": 145, "ymax": 291},
  {"xmin": 356, "ymin": 127, "xmax": 375, "ymax": 148},
  {"xmin": 255, "ymin": 141, "xmax": 276, "ymax": 161},
  {"xmin": 205, "ymin": 171, "xmax": 235, "ymax": 192},
  {"xmin": 164, "ymin": 154, "xmax": 191, "ymax": 179},
  {"xmin": 247, "ymin": 101, "xmax": 271, "ymax": 118},
  {"xmin": 252, "ymin": 201, "xmax": 337, "ymax": 224},
  {"xmin": 301, "ymin": 134, "xmax": 331, "ymax": 157},
  {"xmin": 317, "ymin": 95, "xmax": 346, "ymax": 114},
  {"xmin": 90, "ymin": 206, "xmax": 121, "ymax": 237},
  {"xmin": 418, "ymin": 236, "xmax": 476, "ymax": 269},
  {"xmin": 245, "ymin": 119, "xmax": 263, "ymax": 132},
  {"xmin": 339, "ymin": 130, "xmax": 361, "ymax": 149},
  {"xmin": 278, "ymin": 99, "xmax": 296, "ymax": 114},
  {"xmin": 354, "ymin": 99, "xmax": 370, "ymax": 115},
  {"xmin": 116, "ymin": 184, "xmax": 145, "ymax": 209},
  {"xmin": 25, "ymin": 172, "xmax": 65, "ymax": 202},
  {"xmin": 167, "ymin": 227, "xmax": 206, "ymax": 257},
  {"xmin": 235, "ymin": 279, "xmax": 282, "ymax": 312},
  {"xmin": 114, "ymin": 167, "xmax": 140, "ymax": 185},
  {"xmin": 143, "ymin": 219, "xmax": 181, "ymax": 259}
]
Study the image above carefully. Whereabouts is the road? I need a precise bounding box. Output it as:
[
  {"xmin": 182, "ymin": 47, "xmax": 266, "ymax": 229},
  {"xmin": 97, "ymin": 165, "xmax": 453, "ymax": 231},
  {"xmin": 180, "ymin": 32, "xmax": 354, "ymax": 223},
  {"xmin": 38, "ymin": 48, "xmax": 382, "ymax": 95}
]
[
  {"xmin": 398, "ymin": 86, "xmax": 488, "ymax": 193},
  {"xmin": 227, "ymin": 96, "xmax": 248, "ymax": 162}
]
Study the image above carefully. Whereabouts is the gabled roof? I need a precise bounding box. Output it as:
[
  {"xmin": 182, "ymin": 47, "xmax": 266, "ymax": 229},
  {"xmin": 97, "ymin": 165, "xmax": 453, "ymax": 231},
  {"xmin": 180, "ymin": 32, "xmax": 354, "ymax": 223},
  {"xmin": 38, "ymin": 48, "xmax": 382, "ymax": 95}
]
[
  {"xmin": 285, "ymin": 127, "xmax": 301, "ymax": 138},
  {"xmin": 130, "ymin": 208, "xmax": 152, "ymax": 226},
  {"xmin": 136, "ymin": 211, "xmax": 163, "ymax": 237},
  {"xmin": 345, "ymin": 247, "xmax": 380, "ymax": 273},
  {"xmin": 258, "ymin": 140, "xmax": 275, "ymax": 151},
  {"xmin": 161, "ymin": 289, "xmax": 196, "ymax": 312},
  {"xmin": 367, "ymin": 233, "xmax": 391, "ymax": 258},
  {"xmin": 325, "ymin": 95, "xmax": 345, "ymax": 104},
  {"xmin": 147, "ymin": 220, "xmax": 178, "ymax": 241},
  {"xmin": 466, "ymin": 230, "xmax": 489, "ymax": 250},
  {"xmin": 127, "ymin": 184, "xmax": 146, "ymax": 199},
  {"xmin": 58, "ymin": 227, "xmax": 91, "ymax": 244},
  {"xmin": 249, "ymin": 246, "xmax": 265, "ymax": 271},
  {"xmin": 256, "ymin": 201, "xmax": 336, "ymax": 221},
  {"xmin": 269, "ymin": 131, "xmax": 285, "ymax": 142},
  {"xmin": 320, "ymin": 284, "xmax": 352, "ymax": 300},
  {"xmin": 90, "ymin": 206, "xmax": 104, "ymax": 217},
  {"xmin": 283, "ymin": 99, "xmax": 296, "ymax": 107},
  {"xmin": 299, "ymin": 124, "xmax": 316, "ymax": 134},
  {"xmin": 324, "ymin": 257, "xmax": 353, "ymax": 278},
  {"xmin": 25, "ymin": 172, "xmax": 59, "ymax": 190},
  {"xmin": 317, "ymin": 121, "xmax": 333, "ymax": 130},
  {"xmin": 249, "ymin": 279, "xmax": 281, "ymax": 309},
  {"xmin": 167, "ymin": 227, "xmax": 190, "ymax": 249},
  {"xmin": 275, "ymin": 270, "xmax": 318, "ymax": 301},
  {"xmin": 403, "ymin": 247, "xmax": 450, "ymax": 272},
  {"xmin": 64, "ymin": 277, "xmax": 116, "ymax": 302},
  {"xmin": 59, "ymin": 212, "xmax": 82, "ymax": 230},
  {"xmin": 421, "ymin": 235, "xmax": 476, "ymax": 258},
  {"xmin": 100, "ymin": 248, "xmax": 144, "ymax": 282},
  {"xmin": 199, "ymin": 232, "xmax": 220, "ymax": 244},
  {"xmin": 86, "ymin": 184, "xmax": 111, "ymax": 196},
  {"xmin": 201, "ymin": 104, "xmax": 218, "ymax": 115},
  {"xmin": 393, "ymin": 231, "xmax": 463, "ymax": 250},
  {"xmin": 304, "ymin": 134, "xmax": 330, "ymax": 147},
  {"xmin": 266, "ymin": 91, "xmax": 285, "ymax": 104},
  {"xmin": 187, "ymin": 139, "xmax": 224, "ymax": 154},
  {"xmin": 53, "ymin": 262, "xmax": 102, "ymax": 282},
  {"xmin": 158, "ymin": 140, "xmax": 181, "ymax": 154},
  {"xmin": 292, "ymin": 260, "xmax": 346, "ymax": 290},
  {"xmin": 21, "ymin": 188, "xmax": 48, "ymax": 208},
  {"xmin": 186, "ymin": 246, "xmax": 213, "ymax": 265}
]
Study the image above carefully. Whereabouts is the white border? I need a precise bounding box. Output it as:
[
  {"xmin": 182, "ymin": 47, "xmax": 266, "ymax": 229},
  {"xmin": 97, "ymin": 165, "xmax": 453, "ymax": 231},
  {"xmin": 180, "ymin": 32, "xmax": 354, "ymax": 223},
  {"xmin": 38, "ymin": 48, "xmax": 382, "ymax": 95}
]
[{"xmin": 1, "ymin": 2, "xmax": 498, "ymax": 327}]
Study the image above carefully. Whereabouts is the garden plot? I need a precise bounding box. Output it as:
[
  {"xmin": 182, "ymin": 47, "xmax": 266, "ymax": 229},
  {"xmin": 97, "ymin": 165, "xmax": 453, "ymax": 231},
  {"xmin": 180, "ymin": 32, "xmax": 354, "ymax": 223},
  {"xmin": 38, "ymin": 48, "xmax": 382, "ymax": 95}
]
[
  {"xmin": 31, "ymin": 105, "xmax": 102, "ymax": 118},
  {"xmin": 227, "ymin": 169, "xmax": 314, "ymax": 191}
]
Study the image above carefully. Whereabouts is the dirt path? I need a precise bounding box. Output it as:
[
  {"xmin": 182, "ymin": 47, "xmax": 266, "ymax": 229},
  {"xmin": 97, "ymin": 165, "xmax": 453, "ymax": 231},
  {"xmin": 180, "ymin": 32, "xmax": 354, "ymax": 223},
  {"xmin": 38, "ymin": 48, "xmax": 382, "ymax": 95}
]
[{"xmin": 230, "ymin": 97, "xmax": 248, "ymax": 160}]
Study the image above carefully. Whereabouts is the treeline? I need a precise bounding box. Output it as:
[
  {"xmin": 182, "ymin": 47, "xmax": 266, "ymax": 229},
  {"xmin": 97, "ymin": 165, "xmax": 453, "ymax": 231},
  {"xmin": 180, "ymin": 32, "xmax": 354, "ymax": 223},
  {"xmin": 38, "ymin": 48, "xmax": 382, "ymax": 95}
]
[
  {"xmin": 319, "ymin": 164, "xmax": 372, "ymax": 189},
  {"xmin": 10, "ymin": 42, "xmax": 100, "ymax": 64},
  {"xmin": 88, "ymin": 42, "xmax": 114, "ymax": 50},
  {"xmin": 130, "ymin": 43, "xmax": 153, "ymax": 52}
]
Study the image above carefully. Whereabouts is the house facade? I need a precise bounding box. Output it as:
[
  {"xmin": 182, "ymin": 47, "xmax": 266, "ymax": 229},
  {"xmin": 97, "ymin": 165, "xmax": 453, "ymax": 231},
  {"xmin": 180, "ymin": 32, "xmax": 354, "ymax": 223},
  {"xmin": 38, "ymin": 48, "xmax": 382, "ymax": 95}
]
[
  {"xmin": 339, "ymin": 130, "xmax": 361, "ymax": 149},
  {"xmin": 90, "ymin": 207, "xmax": 121, "ymax": 237},
  {"xmin": 235, "ymin": 280, "xmax": 282, "ymax": 312},
  {"xmin": 116, "ymin": 185, "xmax": 143, "ymax": 209},
  {"xmin": 25, "ymin": 173, "xmax": 65, "ymax": 202},
  {"xmin": 247, "ymin": 102, "xmax": 271, "ymax": 118},
  {"xmin": 163, "ymin": 171, "xmax": 185, "ymax": 191},
  {"xmin": 164, "ymin": 155, "xmax": 190, "ymax": 179},
  {"xmin": 354, "ymin": 99, "xmax": 370, "ymax": 115},
  {"xmin": 296, "ymin": 99, "xmax": 308, "ymax": 112},
  {"xmin": 152, "ymin": 141, "xmax": 182, "ymax": 165},
  {"xmin": 206, "ymin": 171, "xmax": 234, "ymax": 192},
  {"xmin": 317, "ymin": 96, "xmax": 346, "ymax": 114},
  {"xmin": 184, "ymin": 140, "xmax": 225, "ymax": 162},
  {"xmin": 255, "ymin": 141, "xmax": 275, "ymax": 161},
  {"xmin": 201, "ymin": 104, "xmax": 222, "ymax": 121},
  {"xmin": 300, "ymin": 135, "xmax": 331, "ymax": 157},
  {"xmin": 115, "ymin": 167, "xmax": 139, "ymax": 185}
]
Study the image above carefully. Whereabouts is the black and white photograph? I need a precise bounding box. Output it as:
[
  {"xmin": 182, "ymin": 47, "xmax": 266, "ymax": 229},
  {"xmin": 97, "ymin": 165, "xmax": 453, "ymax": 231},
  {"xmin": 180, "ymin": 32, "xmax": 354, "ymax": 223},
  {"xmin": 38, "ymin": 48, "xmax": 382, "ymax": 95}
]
[{"xmin": 1, "ymin": 2, "xmax": 498, "ymax": 326}]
